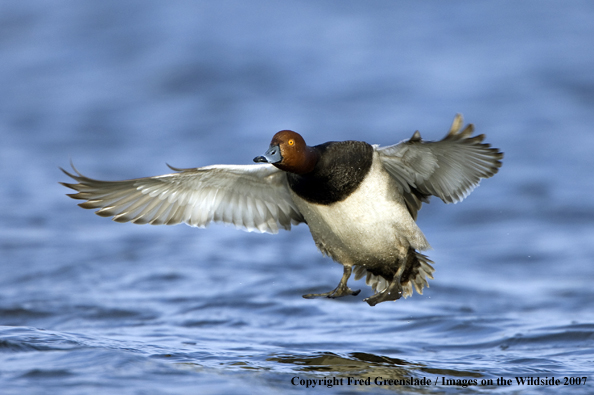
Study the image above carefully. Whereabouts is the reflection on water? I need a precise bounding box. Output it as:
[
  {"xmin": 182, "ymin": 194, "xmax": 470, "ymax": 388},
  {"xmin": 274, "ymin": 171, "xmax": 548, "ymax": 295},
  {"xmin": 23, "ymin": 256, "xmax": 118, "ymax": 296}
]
[{"xmin": 269, "ymin": 352, "xmax": 416, "ymax": 375}]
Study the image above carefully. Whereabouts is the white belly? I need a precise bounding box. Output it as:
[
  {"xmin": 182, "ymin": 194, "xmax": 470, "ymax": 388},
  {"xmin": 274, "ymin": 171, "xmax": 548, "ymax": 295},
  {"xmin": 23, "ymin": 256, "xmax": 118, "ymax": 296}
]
[{"xmin": 292, "ymin": 153, "xmax": 430, "ymax": 268}]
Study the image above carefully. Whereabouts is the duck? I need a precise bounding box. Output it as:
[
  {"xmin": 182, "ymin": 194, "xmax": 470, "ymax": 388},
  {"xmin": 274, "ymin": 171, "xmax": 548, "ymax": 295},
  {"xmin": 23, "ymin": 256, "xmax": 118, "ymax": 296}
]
[{"xmin": 61, "ymin": 114, "xmax": 503, "ymax": 306}]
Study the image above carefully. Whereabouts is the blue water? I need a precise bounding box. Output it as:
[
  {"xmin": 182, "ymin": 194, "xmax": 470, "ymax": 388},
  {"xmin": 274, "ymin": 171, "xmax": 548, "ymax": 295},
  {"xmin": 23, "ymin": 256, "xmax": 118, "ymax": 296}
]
[{"xmin": 1, "ymin": 1, "xmax": 594, "ymax": 394}]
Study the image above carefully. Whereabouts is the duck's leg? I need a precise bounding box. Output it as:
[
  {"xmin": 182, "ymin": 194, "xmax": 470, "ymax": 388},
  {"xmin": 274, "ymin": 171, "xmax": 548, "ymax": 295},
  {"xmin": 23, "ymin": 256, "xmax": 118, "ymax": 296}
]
[
  {"xmin": 303, "ymin": 265, "xmax": 361, "ymax": 299},
  {"xmin": 364, "ymin": 263, "xmax": 406, "ymax": 306}
]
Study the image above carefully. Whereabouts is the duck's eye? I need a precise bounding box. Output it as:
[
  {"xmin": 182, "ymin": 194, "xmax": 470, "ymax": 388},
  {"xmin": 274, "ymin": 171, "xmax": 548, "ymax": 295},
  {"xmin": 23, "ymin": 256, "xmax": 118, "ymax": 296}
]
[{"xmin": 288, "ymin": 139, "xmax": 295, "ymax": 146}]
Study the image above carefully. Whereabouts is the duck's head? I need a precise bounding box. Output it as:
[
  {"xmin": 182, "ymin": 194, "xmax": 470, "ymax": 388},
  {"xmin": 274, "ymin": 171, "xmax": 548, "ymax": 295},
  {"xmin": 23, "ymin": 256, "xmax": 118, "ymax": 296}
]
[{"xmin": 253, "ymin": 130, "xmax": 318, "ymax": 174}]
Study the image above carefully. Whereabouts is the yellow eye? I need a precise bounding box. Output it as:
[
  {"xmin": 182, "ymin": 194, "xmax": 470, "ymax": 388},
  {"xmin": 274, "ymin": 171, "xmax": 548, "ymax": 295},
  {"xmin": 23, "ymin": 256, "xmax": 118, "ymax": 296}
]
[{"xmin": 288, "ymin": 139, "xmax": 295, "ymax": 146}]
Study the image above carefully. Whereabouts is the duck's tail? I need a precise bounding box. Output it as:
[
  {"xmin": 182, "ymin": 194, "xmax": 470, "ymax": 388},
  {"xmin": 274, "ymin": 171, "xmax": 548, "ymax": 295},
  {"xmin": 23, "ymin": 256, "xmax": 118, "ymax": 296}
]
[{"xmin": 353, "ymin": 249, "xmax": 435, "ymax": 298}]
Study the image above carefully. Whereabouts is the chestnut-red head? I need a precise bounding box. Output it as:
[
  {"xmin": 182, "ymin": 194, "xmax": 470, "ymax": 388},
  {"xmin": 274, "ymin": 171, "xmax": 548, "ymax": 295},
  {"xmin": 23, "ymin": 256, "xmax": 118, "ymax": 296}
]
[{"xmin": 253, "ymin": 130, "xmax": 318, "ymax": 174}]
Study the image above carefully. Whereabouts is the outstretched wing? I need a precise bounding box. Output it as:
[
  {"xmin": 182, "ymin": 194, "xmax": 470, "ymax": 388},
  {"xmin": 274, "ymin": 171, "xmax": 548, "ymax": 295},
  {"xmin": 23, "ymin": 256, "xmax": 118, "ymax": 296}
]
[
  {"xmin": 61, "ymin": 163, "xmax": 305, "ymax": 234},
  {"xmin": 378, "ymin": 114, "xmax": 503, "ymax": 219}
]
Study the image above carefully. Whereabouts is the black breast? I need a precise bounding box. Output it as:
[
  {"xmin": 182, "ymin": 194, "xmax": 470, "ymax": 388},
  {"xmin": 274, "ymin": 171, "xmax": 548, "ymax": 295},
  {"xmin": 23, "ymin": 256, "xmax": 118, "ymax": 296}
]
[{"xmin": 287, "ymin": 141, "xmax": 374, "ymax": 205}]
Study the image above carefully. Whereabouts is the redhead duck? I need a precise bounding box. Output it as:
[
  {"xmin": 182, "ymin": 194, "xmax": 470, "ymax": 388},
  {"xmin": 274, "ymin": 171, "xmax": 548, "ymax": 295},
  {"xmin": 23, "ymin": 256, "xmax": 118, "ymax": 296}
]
[{"xmin": 61, "ymin": 114, "xmax": 503, "ymax": 306}]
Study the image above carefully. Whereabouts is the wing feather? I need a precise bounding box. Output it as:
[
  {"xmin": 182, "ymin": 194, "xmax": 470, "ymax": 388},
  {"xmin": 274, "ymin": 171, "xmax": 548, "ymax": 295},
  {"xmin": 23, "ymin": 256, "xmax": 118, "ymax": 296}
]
[
  {"xmin": 61, "ymin": 163, "xmax": 305, "ymax": 234},
  {"xmin": 378, "ymin": 114, "xmax": 503, "ymax": 219}
]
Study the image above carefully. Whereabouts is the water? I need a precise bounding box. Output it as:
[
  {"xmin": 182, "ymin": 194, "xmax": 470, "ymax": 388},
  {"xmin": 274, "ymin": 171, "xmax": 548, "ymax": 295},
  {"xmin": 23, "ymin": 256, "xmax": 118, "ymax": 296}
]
[{"xmin": 1, "ymin": 1, "xmax": 594, "ymax": 394}]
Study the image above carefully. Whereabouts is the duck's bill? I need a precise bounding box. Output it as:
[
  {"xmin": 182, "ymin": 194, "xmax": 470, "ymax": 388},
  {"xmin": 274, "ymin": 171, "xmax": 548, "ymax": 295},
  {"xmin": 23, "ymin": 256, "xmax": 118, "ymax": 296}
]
[{"xmin": 253, "ymin": 144, "xmax": 281, "ymax": 164}]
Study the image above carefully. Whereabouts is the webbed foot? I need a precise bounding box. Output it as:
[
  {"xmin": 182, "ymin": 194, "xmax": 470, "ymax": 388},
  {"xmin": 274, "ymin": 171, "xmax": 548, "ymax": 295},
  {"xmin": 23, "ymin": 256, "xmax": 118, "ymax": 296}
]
[
  {"xmin": 303, "ymin": 286, "xmax": 361, "ymax": 299},
  {"xmin": 364, "ymin": 264, "xmax": 407, "ymax": 307},
  {"xmin": 364, "ymin": 279, "xmax": 403, "ymax": 306},
  {"xmin": 302, "ymin": 266, "xmax": 360, "ymax": 299}
]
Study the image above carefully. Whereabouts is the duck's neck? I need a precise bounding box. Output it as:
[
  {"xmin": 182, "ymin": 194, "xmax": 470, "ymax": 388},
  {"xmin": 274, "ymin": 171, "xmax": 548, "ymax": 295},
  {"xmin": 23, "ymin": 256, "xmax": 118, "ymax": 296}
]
[{"xmin": 276, "ymin": 146, "xmax": 319, "ymax": 175}]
